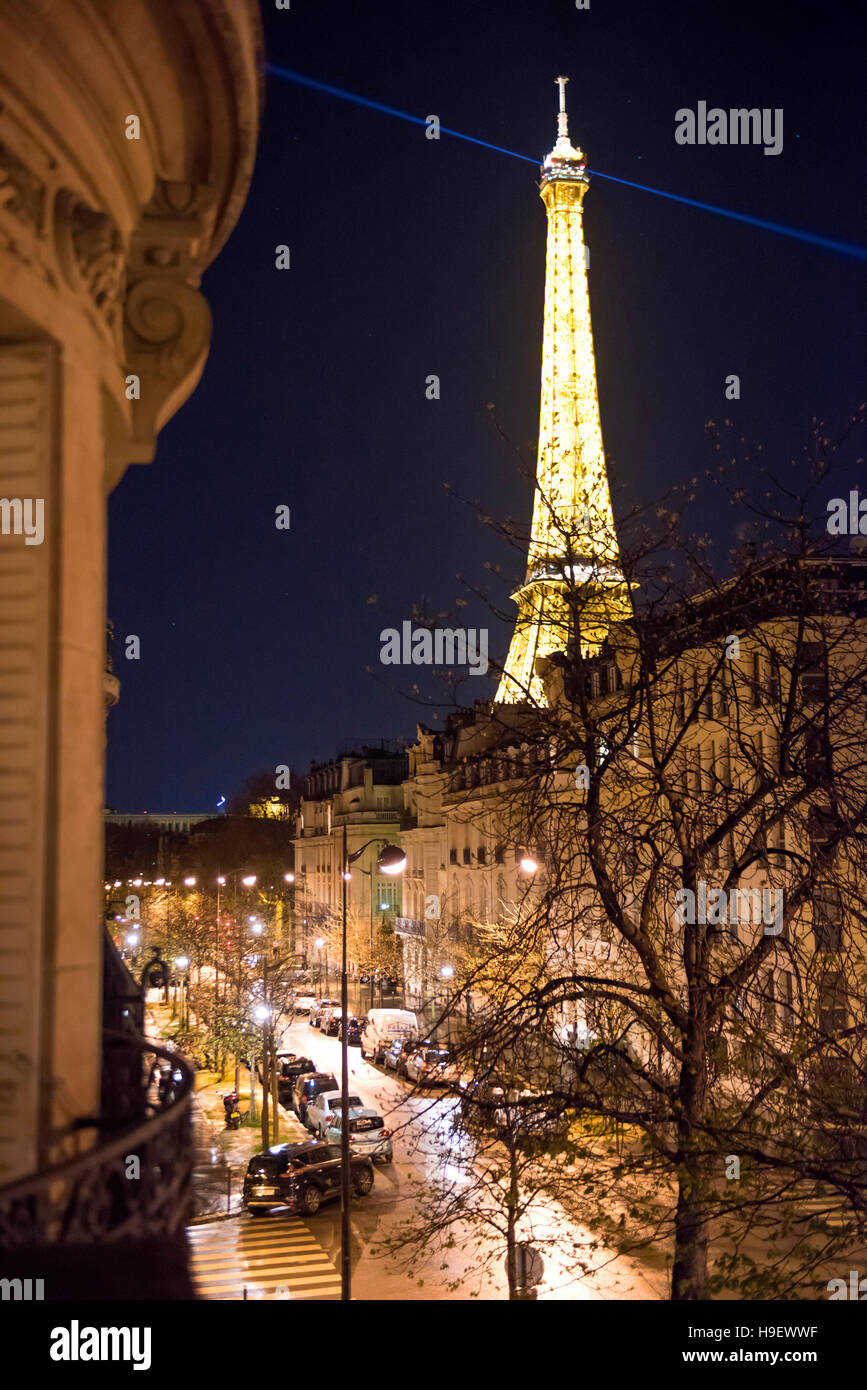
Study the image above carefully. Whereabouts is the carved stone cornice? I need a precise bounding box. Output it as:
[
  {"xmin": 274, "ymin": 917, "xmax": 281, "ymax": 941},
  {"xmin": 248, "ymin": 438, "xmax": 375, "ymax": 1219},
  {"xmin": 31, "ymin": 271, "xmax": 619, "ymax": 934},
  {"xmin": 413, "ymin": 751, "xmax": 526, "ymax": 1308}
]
[
  {"xmin": 123, "ymin": 276, "xmax": 211, "ymax": 457},
  {"xmin": 55, "ymin": 191, "xmax": 125, "ymax": 334},
  {"xmin": 117, "ymin": 178, "xmax": 216, "ymax": 463}
]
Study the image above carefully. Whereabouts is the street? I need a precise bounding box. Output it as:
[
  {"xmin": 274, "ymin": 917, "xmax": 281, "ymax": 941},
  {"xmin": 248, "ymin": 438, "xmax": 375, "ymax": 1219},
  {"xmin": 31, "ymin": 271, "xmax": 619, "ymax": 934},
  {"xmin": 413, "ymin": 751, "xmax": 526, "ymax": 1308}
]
[{"xmin": 271, "ymin": 1016, "xmax": 668, "ymax": 1301}]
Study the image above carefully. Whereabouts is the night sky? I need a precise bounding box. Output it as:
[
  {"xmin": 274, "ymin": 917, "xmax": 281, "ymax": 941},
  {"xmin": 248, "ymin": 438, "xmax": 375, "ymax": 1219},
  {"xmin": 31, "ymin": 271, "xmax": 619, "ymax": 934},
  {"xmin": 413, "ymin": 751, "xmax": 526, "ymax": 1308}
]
[{"xmin": 106, "ymin": 0, "xmax": 864, "ymax": 812}]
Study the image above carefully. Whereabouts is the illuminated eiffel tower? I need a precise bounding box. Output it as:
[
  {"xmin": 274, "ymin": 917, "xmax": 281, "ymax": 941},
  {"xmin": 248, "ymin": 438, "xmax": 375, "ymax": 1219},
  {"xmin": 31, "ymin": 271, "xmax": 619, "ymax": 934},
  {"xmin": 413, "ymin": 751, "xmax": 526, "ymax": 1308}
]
[{"xmin": 496, "ymin": 77, "xmax": 628, "ymax": 705}]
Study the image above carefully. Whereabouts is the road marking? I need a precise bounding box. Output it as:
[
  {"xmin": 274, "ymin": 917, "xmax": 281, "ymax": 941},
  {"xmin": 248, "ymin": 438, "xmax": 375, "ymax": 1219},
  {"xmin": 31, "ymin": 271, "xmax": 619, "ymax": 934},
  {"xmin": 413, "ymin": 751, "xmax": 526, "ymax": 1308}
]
[{"xmin": 187, "ymin": 1216, "xmax": 340, "ymax": 1300}]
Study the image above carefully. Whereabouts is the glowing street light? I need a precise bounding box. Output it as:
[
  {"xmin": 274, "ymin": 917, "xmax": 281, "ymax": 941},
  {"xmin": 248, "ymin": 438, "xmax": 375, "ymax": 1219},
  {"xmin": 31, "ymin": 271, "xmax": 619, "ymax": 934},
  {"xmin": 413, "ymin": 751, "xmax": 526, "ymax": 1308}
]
[
  {"xmin": 313, "ymin": 937, "xmax": 326, "ymax": 950},
  {"xmin": 216, "ymin": 875, "xmax": 226, "ymax": 886},
  {"xmin": 184, "ymin": 876, "xmax": 197, "ymax": 887},
  {"xmin": 378, "ymin": 846, "xmax": 407, "ymax": 875},
  {"xmin": 518, "ymin": 853, "xmax": 538, "ymax": 875},
  {"xmin": 175, "ymin": 955, "xmax": 189, "ymax": 970},
  {"xmin": 284, "ymin": 872, "xmax": 295, "ymax": 883},
  {"xmin": 241, "ymin": 874, "xmax": 257, "ymax": 887},
  {"xmin": 439, "ymin": 964, "xmax": 455, "ymax": 979},
  {"xmin": 253, "ymin": 1004, "xmax": 270, "ymax": 1024}
]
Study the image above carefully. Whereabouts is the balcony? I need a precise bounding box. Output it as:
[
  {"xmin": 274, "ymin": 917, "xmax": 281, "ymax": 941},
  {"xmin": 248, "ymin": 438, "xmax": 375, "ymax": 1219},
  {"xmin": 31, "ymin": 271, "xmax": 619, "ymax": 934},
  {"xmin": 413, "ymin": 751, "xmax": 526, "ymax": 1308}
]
[
  {"xmin": 0, "ymin": 1030, "xmax": 195, "ymax": 1296},
  {"xmin": 0, "ymin": 935, "xmax": 196, "ymax": 1296}
]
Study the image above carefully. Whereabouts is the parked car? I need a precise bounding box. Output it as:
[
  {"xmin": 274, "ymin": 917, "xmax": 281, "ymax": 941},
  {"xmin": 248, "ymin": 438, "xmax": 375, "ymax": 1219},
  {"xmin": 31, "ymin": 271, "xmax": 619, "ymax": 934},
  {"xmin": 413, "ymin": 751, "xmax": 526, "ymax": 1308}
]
[
  {"xmin": 293, "ymin": 993, "xmax": 316, "ymax": 1014},
  {"xmin": 292, "ymin": 1072, "xmax": 338, "ymax": 1126},
  {"xmin": 458, "ymin": 1077, "xmax": 506, "ymax": 1126},
  {"xmin": 405, "ymin": 1044, "xmax": 461, "ymax": 1087},
  {"xmin": 322, "ymin": 1007, "xmax": 342, "ymax": 1037},
  {"xmin": 276, "ymin": 1052, "xmax": 317, "ymax": 1079},
  {"xmin": 360, "ymin": 1009, "xmax": 419, "ymax": 1064},
  {"xmin": 306, "ymin": 1087, "xmax": 364, "ymax": 1136},
  {"xmin": 309, "ymin": 998, "xmax": 341, "ymax": 1029},
  {"xmin": 242, "ymin": 1140, "xmax": 374, "ymax": 1216},
  {"xmin": 322, "ymin": 1108, "xmax": 393, "ymax": 1164},
  {"xmin": 383, "ymin": 1036, "xmax": 417, "ymax": 1076},
  {"xmin": 275, "ymin": 1054, "xmax": 317, "ymax": 1107},
  {"xmin": 337, "ymin": 1016, "xmax": 365, "ymax": 1045}
]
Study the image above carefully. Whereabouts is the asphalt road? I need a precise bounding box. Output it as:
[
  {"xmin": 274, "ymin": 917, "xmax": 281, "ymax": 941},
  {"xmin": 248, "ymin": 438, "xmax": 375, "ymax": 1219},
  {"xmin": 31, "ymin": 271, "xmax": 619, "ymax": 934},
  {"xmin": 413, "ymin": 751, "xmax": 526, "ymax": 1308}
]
[{"xmin": 274, "ymin": 1017, "xmax": 667, "ymax": 1301}]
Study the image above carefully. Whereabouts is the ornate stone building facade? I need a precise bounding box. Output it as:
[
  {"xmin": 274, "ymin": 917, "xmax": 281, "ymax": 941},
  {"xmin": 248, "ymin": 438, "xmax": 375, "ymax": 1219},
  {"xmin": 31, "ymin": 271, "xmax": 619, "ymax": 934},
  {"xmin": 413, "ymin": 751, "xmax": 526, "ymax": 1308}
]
[{"xmin": 0, "ymin": 1, "xmax": 262, "ymax": 1183}]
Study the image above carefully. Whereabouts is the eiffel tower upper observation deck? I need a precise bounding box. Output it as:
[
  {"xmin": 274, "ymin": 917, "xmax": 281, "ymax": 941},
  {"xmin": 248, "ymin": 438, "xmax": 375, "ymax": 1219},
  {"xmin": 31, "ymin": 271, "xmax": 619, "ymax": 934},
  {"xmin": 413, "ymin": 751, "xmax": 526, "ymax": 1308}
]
[{"xmin": 496, "ymin": 78, "xmax": 628, "ymax": 705}]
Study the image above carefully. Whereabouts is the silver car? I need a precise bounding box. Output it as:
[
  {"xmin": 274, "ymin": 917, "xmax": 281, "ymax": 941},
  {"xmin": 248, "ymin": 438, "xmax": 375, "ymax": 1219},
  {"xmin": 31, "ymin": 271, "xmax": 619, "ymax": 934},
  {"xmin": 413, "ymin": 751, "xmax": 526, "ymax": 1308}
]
[{"xmin": 322, "ymin": 1107, "xmax": 394, "ymax": 1163}]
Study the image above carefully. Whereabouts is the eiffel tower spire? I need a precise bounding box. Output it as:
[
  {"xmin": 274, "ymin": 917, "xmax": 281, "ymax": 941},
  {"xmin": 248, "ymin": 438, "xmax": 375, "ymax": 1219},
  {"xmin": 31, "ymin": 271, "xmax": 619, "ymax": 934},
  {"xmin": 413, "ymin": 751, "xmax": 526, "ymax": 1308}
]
[{"xmin": 496, "ymin": 78, "xmax": 627, "ymax": 705}]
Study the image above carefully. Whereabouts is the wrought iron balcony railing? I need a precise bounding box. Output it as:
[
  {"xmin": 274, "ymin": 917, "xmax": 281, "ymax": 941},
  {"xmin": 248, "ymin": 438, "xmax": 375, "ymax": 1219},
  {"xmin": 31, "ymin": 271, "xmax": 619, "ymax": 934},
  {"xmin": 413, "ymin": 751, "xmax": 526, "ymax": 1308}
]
[{"xmin": 0, "ymin": 1032, "xmax": 193, "ymax": 1253}]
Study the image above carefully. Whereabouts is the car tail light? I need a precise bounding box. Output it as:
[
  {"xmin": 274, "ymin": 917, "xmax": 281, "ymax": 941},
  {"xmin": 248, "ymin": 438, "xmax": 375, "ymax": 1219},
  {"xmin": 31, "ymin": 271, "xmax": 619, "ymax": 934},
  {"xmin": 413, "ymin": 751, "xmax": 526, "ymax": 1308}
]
[{"xmin": 379, "ymin": 1128, "xmax": 392, "ymax": 1139}]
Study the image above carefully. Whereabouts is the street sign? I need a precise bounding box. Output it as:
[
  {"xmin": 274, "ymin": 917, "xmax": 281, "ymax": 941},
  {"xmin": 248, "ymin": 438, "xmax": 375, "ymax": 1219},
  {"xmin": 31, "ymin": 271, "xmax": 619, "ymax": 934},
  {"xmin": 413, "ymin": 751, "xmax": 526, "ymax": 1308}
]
[{"xmin": 506, "ymin": 1242, "xmax": 544, "ymax": 1289}]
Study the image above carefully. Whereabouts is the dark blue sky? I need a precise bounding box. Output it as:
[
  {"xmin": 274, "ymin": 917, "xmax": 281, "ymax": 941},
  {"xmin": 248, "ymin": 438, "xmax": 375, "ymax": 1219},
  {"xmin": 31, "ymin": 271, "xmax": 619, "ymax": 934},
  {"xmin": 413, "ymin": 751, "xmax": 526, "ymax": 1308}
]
[{"xmin": 106, "ymin": 0, "xmax": 865, "ymax": 811}]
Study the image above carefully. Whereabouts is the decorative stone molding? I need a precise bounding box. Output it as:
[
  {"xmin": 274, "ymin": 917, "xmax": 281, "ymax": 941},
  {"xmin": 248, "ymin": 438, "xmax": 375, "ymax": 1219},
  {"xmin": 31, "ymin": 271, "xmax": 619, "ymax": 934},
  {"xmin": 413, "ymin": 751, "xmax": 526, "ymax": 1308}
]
[
  {"xmin": 55, "ymin": 191, "xmax": 125, "ymax": 331},
  {"xmin": 123, "ymin": 275, "xmax": 211, "ymax": 457}
]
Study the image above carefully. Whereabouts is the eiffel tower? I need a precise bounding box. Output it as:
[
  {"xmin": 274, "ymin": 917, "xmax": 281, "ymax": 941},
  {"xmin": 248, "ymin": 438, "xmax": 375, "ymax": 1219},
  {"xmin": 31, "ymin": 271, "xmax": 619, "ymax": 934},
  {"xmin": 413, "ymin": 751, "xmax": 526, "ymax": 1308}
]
[{"xmin": 497, "ymin": 77, "xmax": 628, "ymax": 705}]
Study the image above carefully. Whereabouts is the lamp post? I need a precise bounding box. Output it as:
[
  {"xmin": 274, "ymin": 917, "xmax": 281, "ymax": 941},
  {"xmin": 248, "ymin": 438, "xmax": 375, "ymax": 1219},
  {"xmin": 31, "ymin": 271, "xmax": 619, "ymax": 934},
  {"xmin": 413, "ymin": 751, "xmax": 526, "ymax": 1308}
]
[
  {"xmin": 340, "ymin": 830, "xmax": 405, "ymax": 1301},
  {"xmin": 175, "ymin": 955, "xmax": 190, "ymax": 1030}
]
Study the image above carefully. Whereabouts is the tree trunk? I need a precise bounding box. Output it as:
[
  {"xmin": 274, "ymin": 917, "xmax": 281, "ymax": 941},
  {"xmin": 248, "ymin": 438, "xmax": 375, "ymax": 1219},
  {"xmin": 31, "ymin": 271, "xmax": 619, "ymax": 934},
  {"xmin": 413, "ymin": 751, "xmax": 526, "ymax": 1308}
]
[{"xmin": 671, "ymin": 1157, "xmax": 709, "ymax": 1299}]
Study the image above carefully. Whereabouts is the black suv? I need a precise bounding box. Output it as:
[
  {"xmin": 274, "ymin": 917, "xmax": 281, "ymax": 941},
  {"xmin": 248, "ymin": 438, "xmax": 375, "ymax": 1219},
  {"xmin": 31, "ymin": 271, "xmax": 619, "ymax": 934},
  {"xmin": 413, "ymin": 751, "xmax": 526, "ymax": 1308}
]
[
  {"xmin": 243, "ymin": 1140, "xmax": 374, "ymax": 1216},
  {"xmin": 292, "ymin": 1072, "xmax": 338, "ymax": 1126}
]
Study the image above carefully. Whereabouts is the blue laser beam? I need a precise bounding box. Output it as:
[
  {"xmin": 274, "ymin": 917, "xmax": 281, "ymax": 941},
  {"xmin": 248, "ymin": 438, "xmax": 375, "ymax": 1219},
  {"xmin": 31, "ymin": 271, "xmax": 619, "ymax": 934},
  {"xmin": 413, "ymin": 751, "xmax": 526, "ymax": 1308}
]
[
  {"xmin": 267, "ymin": 63, "xmax": 867, "ymax": 262},
  {"xmin": 267, "ymin": 64, "xmax": 538, "ymax": 164},
  {"xmin": 586, "ymin": 168, "xmax": 867, "ymax": 261}
]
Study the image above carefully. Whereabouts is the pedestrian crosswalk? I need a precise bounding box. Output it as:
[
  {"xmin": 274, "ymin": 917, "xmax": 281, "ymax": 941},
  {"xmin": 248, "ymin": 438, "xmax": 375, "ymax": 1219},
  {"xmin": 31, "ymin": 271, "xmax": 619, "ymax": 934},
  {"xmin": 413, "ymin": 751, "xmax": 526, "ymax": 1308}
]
[{"xmin": 187, "ymin": 1214, "xmax": 341, "ymax": 1300}]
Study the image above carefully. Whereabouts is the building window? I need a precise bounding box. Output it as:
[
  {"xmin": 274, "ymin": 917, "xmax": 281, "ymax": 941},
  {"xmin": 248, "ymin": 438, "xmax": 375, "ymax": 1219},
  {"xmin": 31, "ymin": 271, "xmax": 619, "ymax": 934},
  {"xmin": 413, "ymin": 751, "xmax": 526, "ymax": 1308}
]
[
  {"xmin": 804, "ymin": 727, "xmax": 831, "ymax": 784},
  {"xmin": 819, "ymin": 971, "xmax": 847, "ymax": 1033},
  {"xmin": 702, "ymin": 670, "xmax": 714, "ymax": 720},
  {"xmin": 809, "ymin": 806, "xmax": 838, "ymax": 865},
  {"xmin": 798, "ymin": 642, "xmax": 828, "ymax": 705},
  {"xmin": 496, "ymin": 874, "xmax": 508, "ymax": 924},
  {"xmin": 477, "ymin": 846, "xmax": 487, "ymax": 865},
  {"xmin": 449, "ymin": 848, "xmax": 457, "ymax": 865},
  {"xmin": 494, "ymin": 844, "xmax": 505, "ymax": 864},
  {"xmin": 813, "ymin": 884, "xmax": 843, "ymax": 952},
  {"xmin": 462, "ymin": 847, "xmax": 472, "ymax": 865}
]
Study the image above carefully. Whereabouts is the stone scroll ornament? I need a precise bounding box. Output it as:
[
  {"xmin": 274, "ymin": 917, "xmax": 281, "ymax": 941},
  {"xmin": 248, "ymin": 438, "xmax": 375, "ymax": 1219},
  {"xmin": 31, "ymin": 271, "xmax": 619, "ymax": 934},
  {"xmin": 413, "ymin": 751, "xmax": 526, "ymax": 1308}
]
[{"xmin": 123, "ymin": 276, "xmax": 212, "ymax": 456}]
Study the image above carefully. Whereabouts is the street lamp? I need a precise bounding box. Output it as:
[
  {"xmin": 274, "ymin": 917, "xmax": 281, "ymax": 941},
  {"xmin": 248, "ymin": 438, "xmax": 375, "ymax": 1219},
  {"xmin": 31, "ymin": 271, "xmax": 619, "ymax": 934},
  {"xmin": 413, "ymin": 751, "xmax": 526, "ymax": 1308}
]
[
  {"xmin": 175, "ymin": 955, "xmax": 190, "ymax": 1029},
  {"xmin": 184, "ymin": 876, "xmax": 197, "ymax": 887},
  {"xmin": 340, "ymin": 833, "xmax": 405, "ymax": 1301}
]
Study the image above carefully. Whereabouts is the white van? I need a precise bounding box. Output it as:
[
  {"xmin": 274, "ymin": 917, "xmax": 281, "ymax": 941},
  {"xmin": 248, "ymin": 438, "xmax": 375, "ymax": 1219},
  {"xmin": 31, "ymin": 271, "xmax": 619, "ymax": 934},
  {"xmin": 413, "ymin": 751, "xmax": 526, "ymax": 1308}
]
[{"xmin": 361, "ymin": 1009, "xmax": 419, "ymax": 1064}]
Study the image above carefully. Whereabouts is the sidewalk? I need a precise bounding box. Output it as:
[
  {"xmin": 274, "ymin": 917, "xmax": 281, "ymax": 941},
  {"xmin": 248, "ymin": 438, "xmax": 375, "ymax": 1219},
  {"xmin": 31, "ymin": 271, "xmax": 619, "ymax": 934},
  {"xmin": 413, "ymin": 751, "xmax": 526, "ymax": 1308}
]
[{"xmin": 146, "ymin": 1003, "xmax": 308, "ymax": 1222}]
